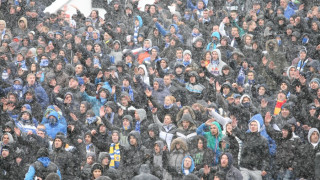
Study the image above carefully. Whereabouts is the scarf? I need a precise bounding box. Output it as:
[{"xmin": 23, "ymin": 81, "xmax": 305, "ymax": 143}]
[
  {"xmin": 134, "ymin": 26, "xmax": 139, "ymax": 44},
  {"xmin": 109, "ymin": 143, "xmax": 121, "ymax": 168},
  {"xmin": 40, "ymin": 59, "xmax": 49, "ymax": 67},
  {"xmin": 100, "ymin": 98, "xmax": 107, "ymax": 104},
  {"xmin": 192, "ymin": 32, "xmax": 200, "ymax": 37},
  {"xmin": 135, "ymin": 120, "xmax": 141, "ymax": 133},
  {"xmin": 183, "ymin": 60, "xmax": 191, "ymax": 67},
  {"xmin": 123, "ymin": 124, "xmax": 131, "ymax": 130},
  {"xmin": 164, "ymin": 104, "xmax": 173, "ymax": 109},
  {"xmin": 86, "ymin": 117, "xmax": 97, "ymax": 125},
  {"xmin": 122, "ymin": 86, "xmax": 134, "ymax": 101},
  {"xmin": 297, "ymin": 59, "xmax": 308, "ymax": 72},
  {"xmin": 164, "ymin": 124, "xmax": 173, "ymax": 132},
  {"xmin": 86, "ymin": 143, "xmax": 93, "ymax": 153},
  {"xmin": 105, "ymin": 112, "xmax": 115, "ymax": 124},
  {"xmin": 248, "ymin": 79, "xmax": 255, "ymax": 85}
]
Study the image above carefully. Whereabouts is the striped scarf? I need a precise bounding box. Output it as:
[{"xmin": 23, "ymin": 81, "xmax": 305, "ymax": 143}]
[
  {"xmin": 134, "ymin": 26, "xmax": 139, "ymax": 44},
  {"xmin": 109, "ymin": 143, "xmax": 120, "ymax": 168}
]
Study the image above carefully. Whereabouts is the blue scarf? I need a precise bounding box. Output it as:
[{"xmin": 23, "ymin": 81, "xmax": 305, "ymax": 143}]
[
  {"xmin": 105, "ymin": 112, "xmax": 115, "ymax": 124},
  {"xmin": 135, "ymin": 120, "xmax": 141, "ymax": 133},
  {"xmin": 86, "ymin": 117, "xmax": 97, "ymax": 125},
  {"xmin": 297, "ymin": 59, "xmax": 308, "ymax": 72},
  {"xmin": 183, "ymin": 60, "xmax": 191, "ymax": 67},
  {"xmin": 248, "ymin": 79, "xmax": 255, "ymax": 85},
  {"xmin": 192, "ymin": 32, "xmax": 200, "ymax": 37},
  {"xmin": 134, "ymin": 26, "xmax": 139, "ymax": 44},
  {"xmin": 40, "ymin": 59, "xmax": 49, "ymax": 67},
  {"xmin": 164, "ymin": 104, "xmax": 173, "ymax": 109},
  {"xmin": 122, "ymin": 86, "xmax": 134, "ymax": 101},
  {"xmin": 211, "ymin": 59, "xmax": 219, "ymax": 66},
  {"xmin": 100, "ymin": 98, "xmax": 107, "ymax": 104}
]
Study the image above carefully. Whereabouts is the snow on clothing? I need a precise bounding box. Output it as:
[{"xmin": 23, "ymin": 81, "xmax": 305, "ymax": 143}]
[
  {"xmin": 155, "ymin": 22, "xmax": 183, "ymax": 42},
  {"xmin": 24, "ymin": 157, "xmax": 61, "ymax": 180},
  {"xmin": 43, "ymin": 111, "xmax": 67, "ymax": 139},
  {"xmin": 22, "ymin": 82, "xmax": 49, "ymax": 110},
  {"xmin": 205, "ymin": 49, "xmax": 227, "ymax": 76},
  {"xmin": 81, "ymin": 88, "xmax": 111, "ymax": 116},
  {"xmin": 196, "ymin": 121, "xmax": 224, "ymax": 166},
  {"xmin": 167, "ymin": 137, "xmax": 189, "ymax": 179},
  {"xmin": 152, "ymin": 114, "xmax": 177, "ymax": 150}
]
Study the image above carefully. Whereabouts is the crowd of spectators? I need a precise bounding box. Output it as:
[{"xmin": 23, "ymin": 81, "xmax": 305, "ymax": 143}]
[{"xmin": 0, "ymin": 0, "xmax": 320, "ymax": 179}]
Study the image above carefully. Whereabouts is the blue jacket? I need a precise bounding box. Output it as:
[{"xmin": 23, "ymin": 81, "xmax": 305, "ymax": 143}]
[
  {"xmin": 284, "ymin": 6, "xmax": 295, "ymax": 19},
  {"xmin": 41, "ymin": 105, "xmax": 67, "ymax": 126},
  {"xmin": 44, "ymin": 111, "xmax": 67, "ymax": 139},
  {"xmin": 22, "ymin": 83, "xmax": 49, "ymax": 110},
  {"xmin": 155, "ymin": 22, "xmax": 183, "ymax": 42},
  {"xmin": 25, "ymin": 157, "xmax": 61, "ymax": 180},
  {"xmin": 81, "ymin": 91, "xmax": 107, "ymax": 116}
]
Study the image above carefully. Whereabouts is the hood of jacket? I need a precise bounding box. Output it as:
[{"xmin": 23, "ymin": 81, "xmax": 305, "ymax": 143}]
[
  {"xmin": 18, "ymin": 16, "xmax": 28, "ymax": 29},
  {"xmin": 170, "ymin": 137, "xmax": 188, "ymax": 152},
  {"xmin": 181, "ymin": 155, "xmax": 195, "ymax": 175},
  {"xmin": 135, "ymin": 16, "xmax": 143, "ymax": 28},
  {"xmin": 128, "ymin": 130, "xmax": 142, "ymax": 147},
  {"xmin": 308, "ymin": 128, "xmax": 320, "ymax": 144},
  {"xmin": 136, "ymin": 109, "xmax": 147, "ymax": 121}
]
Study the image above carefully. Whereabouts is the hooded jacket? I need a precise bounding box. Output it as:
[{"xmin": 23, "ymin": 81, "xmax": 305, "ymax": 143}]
[
  {"xmin": 190, "ymin": 135, "xmax": 215, "ymax": 170},
  {"xmin": 120, "ymin": 131, "xmax": 147, "ymax": 179},
  {"xmin": 216, "ymin": 152, "xmax": 243, "ymax": 180},
  {"xmin": 152, "ymin": 78, "xmax": 171, "ymax": 105},
  {"xmin": 44, "ymin": 111, "xmax": 67, "ymax": 139},
  {"xmin": 233, "ymin": 114, "xmax": 270, "ymax": 171},
  {"xmin": 206, "ymin": 49, "xmax": 227, "ymax": 76},
  {"xmin": 176, "ymin": 114, "xmax": 198, "ymax": 143},
  {"xmin": 25, "ymin": 157, "xmax": 61, "ymax": 180},
  {"xmin": 168, "ymin": 137, "xmax": 189, "ymax": 179}
]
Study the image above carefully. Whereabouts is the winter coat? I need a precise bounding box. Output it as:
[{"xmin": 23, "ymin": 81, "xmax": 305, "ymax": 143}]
[
  {"xmin": 24, "ymin": 157, "xmax": 61, "ymax": 180},
  {"xmin": 81, "ymin": 88, "xmax": 111, "ymax": 116},
  {"xmin": 152, "ymin": 78, "xmax": 171, "ymax": 105},
  {"xmin": 150, "ymin": 140, "xmax": 169, "ymax": 179},
  {"xmin": 132, "ymin": 164, "xmax": 160, "ymax": 180},
  {"xmin": 294, "ymin": 128, "xmax": 320, "ymax": 179},
  {"xmin": 233, "ymin": 115, "xmax": 270, "ymax": 171},
  {"xmin": 22, "ymin": 82, "xmax": 49, "ymax": 110},
  {"xmin": 266, "ymin": 124, "xmax": 301, "ymax": 171},
  {"xmin": 44, "ymin": 111, "xmax": 67, "ymax": 139},
  {"xmin": 50, "ymin": 135, "xmax": 76, "ymax": 179},
  {"xmin": 152, "ymin": 114, "xmax": 177, "ymax": 150},
  {"xmin": 176, "ymin": 114, "xmax": 198, "ymax": 145},
  {"xmin": 205, "ymin": 49, "xmax": 227, "ymax": 76},
  {"xmin": 119, "ymin": 131, "xmax": 147, "ymax": 180},
  {"xmin": 167, "ymin": 137, "xmax": 189, "ymax": 180},
  {"xmin": 190, "ymin": 135, "xmax": 215, "ymax": 170}
]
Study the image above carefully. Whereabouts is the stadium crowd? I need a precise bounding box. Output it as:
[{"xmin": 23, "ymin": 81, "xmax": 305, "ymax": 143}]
[{"xmin": 0, "ymin": 0, "xmax": 320, "ymax": 179}]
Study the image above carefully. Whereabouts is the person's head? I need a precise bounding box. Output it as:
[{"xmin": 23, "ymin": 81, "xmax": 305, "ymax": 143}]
[
  {"xmin": 220, "ymin": 154, "xmax": 231, "ymax": 168},
  {"xmin": 210, "ymin": 122, "xmax": 220, "ymax": 136},
  {"xmin": 249, "ymin": 120, "xmax": 259, "ymax": 132},
  {"xmin": 308, "ymin": 128, "xmax": 320, "ymax": 144},
  {"xmin": 310, "ymin": 78, "xmax": 320, "ymax": 89},
  {"xmin": 154, "ymin": 143, "xmax": 161, "ymax": 154},
  {"xmin": 1, "ymin": 147, "xmax": 10, "ymax": 158},
  {"xmin": 277, "ymin": 91, "xmax": 286, "ymax": 101},
  {"xmin": 54, "ymin": 136, "xmax": 63, "ymax": 149},
  {"xmin": 281, "ymin": 107, "xmax": 290, "ymax": 118},
  {"xmin": 280, "ymin": 0, "xmax": 288, "ymax": 8},
  {"xmin": 85, "ymin": 133, "xmax": 92, "ymax": 144},
  {"xmin": 111, "ymin": 131, "xmax": 120, "ymax": 143},
  {"xmin": 36, "ymin": 124, "xmax": 46, "ymax": 138},
  {"xmin": 27, "ymin": 73, "xmax": 36, "ymax": 85},
  {"xmin": 129, "ymin": 135, "xmax": 137, "ymax": 146},
  {"xmin": 183, "ymin": 156, "xmax": 192, "ymax": 169},
  {"xmin": 164, "ymin": 114, "xmax": 172, "ymax": 125},
  {"xmin": 197, "ymin": 138, "xmax": 204, "ymax": 150},
  {"xmin": 68, "ymin": 77, "xmax": 79, "ymax": 89},
  {"xmin": 91, "ymin": 163, "xmax": 103, "ymax": 179},
  {"xmin": 164, "ymin": 96, "xmax": 175, "ymax": 106},
  {"xmin": 258, "ymin": 86, "xmax": 266, "ymax": 96}
]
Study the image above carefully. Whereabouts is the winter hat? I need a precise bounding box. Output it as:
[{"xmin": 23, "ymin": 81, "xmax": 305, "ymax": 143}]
[
  {"xmin": 136, "ymin": 109, "xmax": 146, "ymax": 120},
  {"xmin": 183, "ymin": 50, "xmax": 192, "ymax": 57},
  {"xmin": 86, "ymin": 152, "xmax": 96, "ymax": 161},
  {"xmin": 310, "ymin": 78, "xmax": 320, "ymax": 86}
]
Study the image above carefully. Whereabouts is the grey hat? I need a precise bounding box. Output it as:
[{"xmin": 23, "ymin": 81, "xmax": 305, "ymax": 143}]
[{"xmin": 183, "ymin": 50, "xmax": 192, "ymax": 56}]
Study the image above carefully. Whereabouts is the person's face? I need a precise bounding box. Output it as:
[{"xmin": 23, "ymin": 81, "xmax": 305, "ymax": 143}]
[
  {"xmin": 289, "ymin": 67, "xmax": 296, "ymax": 77},
  {"xmin": 222, "ymin": 87, "xmax": 230, "ymax": 95},
  {"xmin": 1, "ymin": 150, "xmax": 9, "ymax": 158},
  {"xmin": 122, "ymin": 79, "xmax": 129, "ymax": 87},
  {"xmin": 87, "ymin": 156, "xmax": 94, "ymax": 164},
  {"xmin": 245, "ymin": 36, "xmax": 252, "ymax": 45},
  {"xmin": 282, "ymin": 129, "xmax": 289, "ymax": 138},
  {"xmin": 176, "ymin": 50, "xmax": 183, "ymax": 59},
  {"xmin": 99, "ymin": 91, "xmax": 107, "ymax": 98},
  {"xmin": 69, "ymin": 79, "xmax": 78, "ymax": 88},
  {"xmin": 123, "ymin": 119, "xmax": 130, "ymax": 128},
  {"xmin": 220, "ymin": 154, "xmax": 229, "ymax": 168},
  {"xmin": 153, "ymin": 82, "xmax": 159, "ymax": 90},
  {"xmin": 197, "ymin": 139, "xmax": 203, "ymax": 150},
  {"xmin": 93, "ymin": 169, "xmax": 102, "ymax": 178},
  {"xmin": 102, "ymin": 157, "xmax": 109, "ymax": 165},
  {"xmin": 182, "ymin": 121, "xmax": 190, "ymax": 129},
  {"xmin": 138, "ymin": 67, "xmax": 145, "ymax": 75},
  {"xmin": 2, "ymin": 135, "xmax": 9, "ymax": 144},
  {"xmin": 309, "ymin": 108, "xmax": 317, "ymax": 116},
  {"xmin": 280, "ymin": 83, "xmax": 288, "ymax": 91},
  {"xmin": 310, "ymin": 131, "xmax": 320, "ymax": 143},
  {"xmin": 80, "ymin": 104, "xmax": 87, "ymax": 114},
  {"xmin": 112, "ymin": 132, "xmax": 119, "ymax": 143},
  {"xmin": 250, "ymin": 121, "xmax": 259, "ymax": 132},
  {"xmin": 312, "ymin": 22, "xmax": 318, "ymax": 31},
  {"xmin": 85, "ymin": 135, "xmax": 92, "ymax": 143},
  {"xmin": 169, "ymin": 26, "xmax": 176, "ymax": 34},
  {"xmin": 258, "ymin": 87, "xmax": 266, "ymax": 96},
  {"xmin": 175, "ymin": 67, "xmax": 183, "ymax": 74},
  {"xmin": 210, "ymin": 124, "xmax": 218, "ymax": 135},
  {"xmin": 75, "ymin": 65, "xmax": 83, "ymax": 74},
  {"xmin": 22, "ymin": 112, "xmax": 30, "ymax": 120},
  {"xmin": 203, "ymin": 11, "xmax": 209, "ymax": 18},
  {"xmin": 54, "ymin": 138, "xmax": 63, "ymax": 148},
  {"xmin": 212, "ymin": 51, "xmax": 218, "ymax": 60},
  {"xmin": 148, "ymin": 130, "xmax": 155, "ymax": 138},
  {"xmin": 183, "ymin": 157, "xmax": 192, "ymax": 169},
  {"xmin": 190, "ymin": 76, "xmax": 196, "ymax": 84},
  {"xmin": 280, "ymin": 0, "xmax": 287, "ymax": 8},
  {"xmin": 121, "ymin": 97, "xmax": 129, "ymax": 106},
  {"xmin": 0, "ymin": 22, "xmax": 5, "ymax": 29},
  {"xmin": 163, "ymin": 76, "xmax": 171, "ymax": 86},
  {"xmin": 134, "ymin": 111, "xmax": 140, "ymax": 120},
  {"xmin": 184, "ymin": 53, "xmax": 191, "ymax": 61},
  {"xmin": 37, "ymin": 130, "xmax": 45, "ymax": 138},
  {"xmin": 300, "ymin": 51, "xmax": 307, "ymax": 59},
  {"xmin": 25, "ymin": 93, "xmax": 33, "ymax": 101},
  {"xmin": 175, "ymin": 143, "xmax": 181, "ymax": 149},
  {"xmin": 154, "ymin": 144, "xmax": 160, "ymax": 154},
  {"xmin": 231, "ymin": 28, "xmax": 238, "ymax": 36},
  {"xmin": 164, "ymin": 97, "xmax": 172, "ymax": 106},
  {"xmin": 144, "ymin": 40, "xmax": 151, "ymax": 49},
  {"xmin": 16, "ymin": 157, "xmax": 22, "ymax": 164},
  {"xmin": 164, "ymin": 115, "xmax": 172, "ymax": 125},
  {"xmin": 94, "ymin": 45, "xmax": 101, "ymax": 53},
  {"xmin": 129, "ymin": 136, "xmax": 137, "ymax": 146},
  {"xmin": 27, "ymin": 75, "xmax": 36, "ymax": 85},
  {"xmin": 247, "ymin": 72, "xmax": 254, "ymax": 80},
  {"xmin": 277, "ymin": 92, "xmax": 286, "ymax": 101},
  {"xmin": 281, "ymin": 108, "xmax": 290, "ymax": 118}
]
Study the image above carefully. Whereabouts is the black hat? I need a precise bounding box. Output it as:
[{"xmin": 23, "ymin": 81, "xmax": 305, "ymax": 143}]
[{"xmin": 36, "ymin": 147, "xmax": 49, "ymax": 158}]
